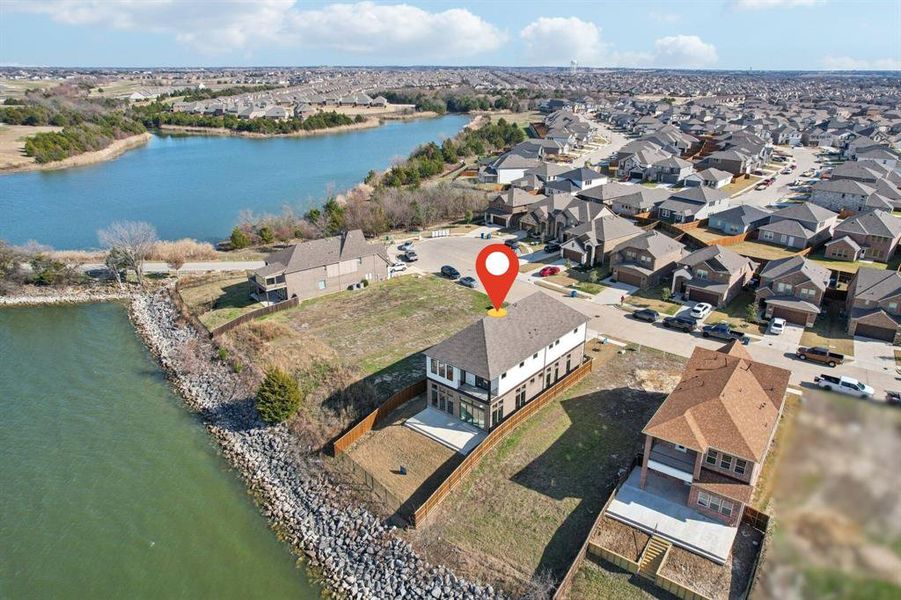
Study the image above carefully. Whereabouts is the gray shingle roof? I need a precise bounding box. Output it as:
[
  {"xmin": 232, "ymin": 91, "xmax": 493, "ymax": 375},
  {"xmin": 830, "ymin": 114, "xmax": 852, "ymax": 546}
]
[
  {"xmin": 678, "ymin": 245, "xmax": 756, "ymax": 274},
  {"xmin": 258, "ymin": 230, "xmax": 387, "ymax": 275},
  {"xmin": 834, "ymin": 209, "xmax": 901, "ymax": 239},
  {"xmin": 426, "ymin": 293, "xmax": 588, "ymax": 380},
  {"xmin": 852, "ymin": 267, "xmax": 901, "ymax": 302}
]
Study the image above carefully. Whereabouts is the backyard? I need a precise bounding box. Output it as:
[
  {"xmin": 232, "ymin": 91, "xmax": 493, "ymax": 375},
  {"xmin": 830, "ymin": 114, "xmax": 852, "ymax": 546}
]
[
  {"xmin": 178, "ymin": 274, "xmax": 261, "ymax": 329},
  {"xmin": 407, "ymin": 345, "xmax": 687, "ymax": 597}
]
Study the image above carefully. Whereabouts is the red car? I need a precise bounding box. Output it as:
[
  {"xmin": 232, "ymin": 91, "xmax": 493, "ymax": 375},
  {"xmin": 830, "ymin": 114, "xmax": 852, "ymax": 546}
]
[{"xmin": 538, "ymin": 266, "xmax": 561, "ymax": 277}]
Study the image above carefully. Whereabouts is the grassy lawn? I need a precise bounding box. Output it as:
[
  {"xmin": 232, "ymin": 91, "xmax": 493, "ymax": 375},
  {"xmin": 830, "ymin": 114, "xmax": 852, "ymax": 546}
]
[
  {"xmin": 809, "ymin": 249, "xmax": 900, "ymax": 275},
  {"xmin": 706, "ymin": 291, "xmax": 760, "ymax": 332},
  {"xmin": 416, "ymin": 348, "xmax": 686, "ymax": 595},
  {"xmin": 720, "ymin": 175, "xmax": 761, "ymax": 196},
  {"xmin": 177, "ymin": 274, "xmax": 262, "ymax": 329},
  {"xmin": 628, "ymin": 285, "xmax": 681, "ymax": 315},
  {"xmin": 572, "ymin": 281, "xmax": 607, "ymax": 295},
  {"xmin": 728, "ymin": 240, "xmax": 801, "ymax": 262},
  {"xmin": 799, "ymin": 308, "xmax": 855, "ymax": 356},
  {"xmin": 569, "ymin": 558, "xmax": 649, "ymax": 600}
]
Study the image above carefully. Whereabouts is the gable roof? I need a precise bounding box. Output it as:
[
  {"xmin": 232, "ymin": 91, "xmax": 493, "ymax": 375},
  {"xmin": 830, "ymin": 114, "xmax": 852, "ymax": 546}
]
[
  {"xmin": 759, "ymin": 255, "xmax": 830, "ymax": 288},
  {"xmin": 257, "ymin": 230, "xmax": 387, "ymax": 276},
  {"xmin": 771, "ymin": 202, "xmax": 837, "ymax": 224},
  {"xmin": 678, "ymin": 245, "xmax": 756, "ymax": 274},
  {"xmin": 834, "ymin": 209, "xmax": 901, "ymax": 239},
  {"xmin": 713, "ymin": 204, "xmax": 772, "ymax": 226},
  {"xmin": 426, "ymin": 293, "xmax": 588, "ymax": 380},
  {"xmin": 670, "ymin": 186, "xmax": 729, "ymax": 205},
  {"xmin": 851, "ymin": 268, "xmax": 901, "ymax": 302},
  {"xmin": 642, "ymin": 342, "xmax": 790, "ymax": 462}
]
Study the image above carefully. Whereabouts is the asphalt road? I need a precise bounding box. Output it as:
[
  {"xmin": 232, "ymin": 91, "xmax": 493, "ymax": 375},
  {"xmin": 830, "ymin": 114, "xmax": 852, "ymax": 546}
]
[{"xmin": 730, "ymin": 145, "xmax": 819, "ymax": 209}]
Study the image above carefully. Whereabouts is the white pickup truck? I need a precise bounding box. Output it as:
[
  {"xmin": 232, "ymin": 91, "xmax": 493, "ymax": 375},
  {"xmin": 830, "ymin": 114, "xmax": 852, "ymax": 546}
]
[{"xmin": 814, "ymin": 374, "xmax": 874, "ymax": 399}]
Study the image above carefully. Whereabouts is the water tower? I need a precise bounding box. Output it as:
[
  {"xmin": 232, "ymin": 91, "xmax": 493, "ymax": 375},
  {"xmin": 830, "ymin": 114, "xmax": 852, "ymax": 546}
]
[{"xmin": 570, "ymin": 60, "xmax": 578, "ymax": 74}]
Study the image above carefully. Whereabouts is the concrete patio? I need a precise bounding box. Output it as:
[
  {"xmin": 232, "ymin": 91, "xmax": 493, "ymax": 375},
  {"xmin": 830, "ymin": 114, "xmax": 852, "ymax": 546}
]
[
  {"xmin": 605, "ymin": 467, "xmax": 738, "ymax": 564},
  {"xmin": 405, "ymin": 407, "xmax": 487, "ymax": 455}
]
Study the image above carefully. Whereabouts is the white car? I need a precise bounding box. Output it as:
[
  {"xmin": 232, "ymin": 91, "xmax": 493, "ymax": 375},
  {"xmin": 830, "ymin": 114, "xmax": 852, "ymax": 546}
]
[
  {"xmin": 689, "ymin": 302, "xmax": 713, "ymax": 320},
  {"xmin": 769, "ymin": 317, "xmax": 786, "ymax": 335},
  {"xmin": 389, "ymin": 262, "xmax": 407, "ymax": 273}
]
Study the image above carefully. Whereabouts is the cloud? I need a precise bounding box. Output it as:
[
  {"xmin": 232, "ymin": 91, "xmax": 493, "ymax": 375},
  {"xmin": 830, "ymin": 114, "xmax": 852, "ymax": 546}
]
[
  {"xmin": 650, "ymin": 35, "xmax": 719, "ymax": 68},
  {"xmin": 821, "ymin": 56, "xmax": 901, "ymax": 70},
  {"xmin": 519, "ymin": 17, "xmax": 609, "ymax": 65},
  {"xmin": 3, "ymin": 1, "xmax": 506, "ymax": 59},
  {"xmin": 730, "ymin": 0, "xmax": 824, "ymax": 9}
]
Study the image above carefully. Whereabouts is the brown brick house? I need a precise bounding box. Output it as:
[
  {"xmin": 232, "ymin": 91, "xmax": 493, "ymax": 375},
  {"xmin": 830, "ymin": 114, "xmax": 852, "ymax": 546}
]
[
  {"xmin": 249, "ymin": 229, "xmax": 389, "ymax": 303},
  {"xmin": 639, "ymin": 342, "xmax": 791, "ymax": 526},
  {"xmin": 610, "ymin": 231, "xmax": 686, "ymax": 289},
  {"xmin": 484, "ymin": 188, "xmax": 547, "ymax": 228},
  {"xmin": 845, "ymin": 267, "xmax": 901, "ymax": 342},
  {"xmin": 825, "ymin": 209, "xmax": 901, "ymax": 263},
  {"xmin": 424, "ymin": 293, "xmax": 588, "ymax": 431},
  {"xmin": 672, "ymin": 246, "xmax": 758, "ymax": 307},
  {"xmin": 559, "ymin": 214, "xmax": 644, "ymax": 267},
  {"xmin": 754, "ymin": 256, "xmax": 831, "ymax": 326}
]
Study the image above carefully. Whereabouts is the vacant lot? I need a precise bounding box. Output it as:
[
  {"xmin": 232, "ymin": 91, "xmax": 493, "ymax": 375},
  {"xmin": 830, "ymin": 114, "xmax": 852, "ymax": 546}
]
[
  {"xmin": 757, "ymin": 389, "xmax": 901, "ymax": 599},
  {"xmin": 222, "ymin": 275, "xmax": 488, "ymax": 446},
  {"xmin": 727, "ymin": 240, "xmax": 800, "ymax": 262},
  {"xmin": 0, "ymin": 124, "xmax": 62, "ymax": 170},
  {"xmin": 409, "ymin": 345, "xmax": 686, "ymax": 596},
  {"xmin": 178, "ymin": 274, "xmax": 261, "ymax": 329}
]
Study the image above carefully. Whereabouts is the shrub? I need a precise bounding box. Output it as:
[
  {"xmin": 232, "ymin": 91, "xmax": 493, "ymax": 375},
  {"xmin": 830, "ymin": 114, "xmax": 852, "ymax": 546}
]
[
  {"xmin": 230, "ymin": 227, "xmax": 251, "ymax": 249},
  {"xmin": 256, "ymin": 367, "xmax": 303, "ymax": 424},
  {"xmin": 258, "ymin": 226, "xmax": 275, "ymax": 244}
]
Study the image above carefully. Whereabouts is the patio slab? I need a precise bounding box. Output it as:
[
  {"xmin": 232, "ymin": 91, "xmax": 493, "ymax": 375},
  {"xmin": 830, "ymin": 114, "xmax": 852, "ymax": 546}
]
[
  {"xmin": 405, "ymin": 406, "xmax": 487, "ymax": 455},
  {"xmin": 606, "ymin": 467, "xmax": 737, "ymax": 564}
]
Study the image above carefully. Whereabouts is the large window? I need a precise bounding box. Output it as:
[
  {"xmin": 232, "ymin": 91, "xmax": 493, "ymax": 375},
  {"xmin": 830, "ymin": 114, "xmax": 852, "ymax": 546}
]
[
  {"xmin": 490, "ymin": 402, "xmax": 504, "ymax": 427},
  {"xmin": 459, "ymin": 399, "xmax": 486, "ymax": 430},
  {"xmin": 698, "ymin": 491, "xmax": 734, "ymax": 517},
  {"xmin": 430, "ymin": 359, "xmax": 454, "ymax": 380},
  {"xmin": 515, "ymin": 385, "xmax": 527, "ymax": 409}
]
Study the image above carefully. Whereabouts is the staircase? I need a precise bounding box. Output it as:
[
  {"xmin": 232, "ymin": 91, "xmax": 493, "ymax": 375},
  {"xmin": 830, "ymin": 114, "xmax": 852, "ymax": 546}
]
[{"xmin": 638, "ymin": 536, "xmax": 671, "ymax": 577}]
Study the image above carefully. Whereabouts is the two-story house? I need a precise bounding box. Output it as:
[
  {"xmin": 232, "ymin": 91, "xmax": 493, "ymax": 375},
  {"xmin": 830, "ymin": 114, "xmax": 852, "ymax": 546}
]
[
  {"xmin": 609, "ymin": 231, "xmax": 686, "ymax": 289},
  {"xmin": 560, "ymin": 214, "xmax": 645, "ymax": 267},
  {"xmin": 756, "ymin": 203, "xmax": 838, "ymax": 250},
  {"xmin": 249, "ymin": 229, "xmax": 389, "ymax": 303},
  {"xmin": 754, "ymin": 255, "xmax": 831, "ymax": 326},
  {"xmin": 708, "ymin": 205, "xmax": 772, "ymax": 235},
  {"xmin": 647, "ymin": 156, "xmax": 694, "ymax": 185},
  {"xmin": 845, "ymin": 268, "xmax": 901, "ymax": 343},
  {"xmin": 639, "ymin": 342, "xmax": 790, "ymax": 529},
  {"xmin": 484, "ymin": 188, "xmax": 547, "ymax": 228},
  {"xmin": 655, "ymin": 187, "xmax": 730, "ymax": 224},
  {"xmin": 683, "ymin": 167, "xmax": 733, "ymax": 190},
  {"xmin": 809, "ymin": 179, "xmax": 878, "ymax": 213},
  {"xmin": 672, "ymin": 246, "xmax": 757, "ymax": 307},
  {"xmin": 425, "ymin": 293, "xmax": 589, "ymax": 432},
  {"xmin": 824, "ymin": 209, "xmax": 901, "ymax": 263}
]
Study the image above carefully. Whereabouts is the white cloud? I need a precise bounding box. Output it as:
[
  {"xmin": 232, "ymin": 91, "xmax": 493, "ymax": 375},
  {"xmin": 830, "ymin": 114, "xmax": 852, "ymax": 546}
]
[
  {"xmin": 519, "ymin": 17, "xmax": 609, "ymax": 66},
  {"xmin": 650, "ymin": 35, "xmax": 719, "ymax": 68},
  {"xmin": 3, "ymin": 1, "xmax": 506, "ymax": 59},
  {"xmin": 822, "ymin": 56, "xmax": 901, "ymax": 70},
  {"xmin": 731, "ymin": 0, "xmax": 824, "ymax": 9}
]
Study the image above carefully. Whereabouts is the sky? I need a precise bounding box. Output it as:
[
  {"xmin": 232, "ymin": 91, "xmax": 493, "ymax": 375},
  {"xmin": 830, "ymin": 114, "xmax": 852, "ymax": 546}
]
[{"xmin": 0, "ymin": 0, "xmax": 899, "ymax": 71}]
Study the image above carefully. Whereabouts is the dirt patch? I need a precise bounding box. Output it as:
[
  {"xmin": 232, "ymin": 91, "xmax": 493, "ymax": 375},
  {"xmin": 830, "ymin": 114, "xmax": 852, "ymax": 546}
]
[{"xmin": 592, "ymin": 517, "xmax": 650, "ymax": 562}]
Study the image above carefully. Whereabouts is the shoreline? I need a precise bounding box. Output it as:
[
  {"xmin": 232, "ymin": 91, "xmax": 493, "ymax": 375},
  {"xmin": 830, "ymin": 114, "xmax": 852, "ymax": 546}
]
[
  {"xmin": 157, "ymin": 118, "xmax": 382, "ymax": 138},
  {"xmin": 0, "ymin": 132, "xmax": 152, "ymax": 175}
]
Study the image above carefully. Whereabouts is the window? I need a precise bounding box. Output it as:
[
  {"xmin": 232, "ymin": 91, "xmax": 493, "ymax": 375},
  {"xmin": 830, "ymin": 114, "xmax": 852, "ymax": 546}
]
[
  {"xmin": 318, "ymin": 280, "xmax": 326, "ymax": 290},
  {"xmin": 735, "ymin": 459, "xmax": 748, "ymax": 475},
  {"xmin": 720, "ymin": 499, "xmax": 734, "ymax": 517},
  {"xmin": 762, "ymin": 231, "xmax": 774, "ymax": 241},
  {"xmin": 519, "ymin": 361, "xmax": 525, "ymax": 368},
  {"xmin": 515, "ymin": 385, "xmax": 527, "ymax": 409},
  {"xmin": 491, "ymin": 402, "xmax": 504, "ymax": 427},
  {"xmin": 501, "ymin": 372, "xmax": 507, "ymax": 379},
  {"xmin": 705, "ymin": 450, "xmax": 718, "ymax": 465},
  {"xmin": 889, "ymin": 302, "xmax": 898, "ymax": 311},
  {"xmin": 459, "ymin": 399, "xmax": 486, "ymax": 430},
  {"xmin": 533, "ymin": 353, "xmax": 539, "ymax": 359},
  {"xmin": 573, "ymin": 328, "xmax": 578, "ymax": 334},
  {"xmin": 430, "ymin": 359, "xmax": 438, "ymax": 375},
  {"xmin": 696, "ymin": 269, "xmax": 708, "ymax": 279},
  {"xmin": 697, "ymin": 491, "xmax": 711, "ymax": 507},
  {"xmin": 430, "ymin": 359, "xmax": 454, "ymax": 380},
  {"xmin": 720, "ymin": 454, "xmax": 733, "ymax": 470}
]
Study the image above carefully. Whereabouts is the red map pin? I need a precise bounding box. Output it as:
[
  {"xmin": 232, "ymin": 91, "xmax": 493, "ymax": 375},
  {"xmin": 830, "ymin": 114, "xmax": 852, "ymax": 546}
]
[{"xmin": 475, "ymin": 243, "xmax": 519, "ymax": 317}]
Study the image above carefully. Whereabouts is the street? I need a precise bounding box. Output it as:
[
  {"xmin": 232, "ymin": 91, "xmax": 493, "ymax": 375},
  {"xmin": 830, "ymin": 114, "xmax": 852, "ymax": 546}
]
[{"xmin": 733, "ymin": 144, "xmax": 819, "ymax": 209}]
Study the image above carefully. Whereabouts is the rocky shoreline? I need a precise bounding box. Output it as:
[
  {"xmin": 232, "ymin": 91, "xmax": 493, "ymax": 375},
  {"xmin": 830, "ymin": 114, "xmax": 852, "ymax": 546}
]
[
  {"xmin": 128, "ymin": 288, "xmax": 504, "ymax": 600},
  {"xmin": 0, "ymin": 286, "xmax": 134, "ymax": 306}
]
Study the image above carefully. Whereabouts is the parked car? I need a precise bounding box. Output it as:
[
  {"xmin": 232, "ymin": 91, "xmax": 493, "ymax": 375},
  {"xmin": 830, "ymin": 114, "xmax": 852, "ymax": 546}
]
[
  {"xmin": 702, "ymin": 323, "xmax": 751, "ymax": 344},
  {"xmin": 538, "ymin": 266, "xmax": 561, "ymax": 277},
  {"xmin": 458, "ymin": 276, "xmax": 477, "ymax": 289},
  {"xmin": 544, "ymin": 242, "xmax": 561, "ymax": 253},
  {"xmin": 797, "ymin": 346, "xmax": 845, "ymax": 367},
  {"xmin": 389, "ymin": 262, "xmax": 407, "ymax": 274},
  {"xmin": 753, "ymin": 169, "xmax": 765, "ymax": 176},
  {"xmin": 404, "ymin": 250, "xmax": 418, "ymax": 262},
  {"xmin": 781, "ymin": 168, "xmax": 792, "ymax": 175},
  {"xmin": 662, "ymin": 315, "xmax": 698, "ymax": 332},
  {"xmin": 885, "ymin": 391, "xmax": 901, "ymax": 406},
  {"xmin": 398, "ymin": 241, "xmax": 414, "ymax": 251},
  {"xmin": 755, "ymin": 183, "xmax": 768, "ymax": 191},
  {"xmin": 769, "ymin": 317, "xmax": 786, "ymax": 335},
  {"xmin": 504, "ymin": 238, "xmax": 521, "ymax": 250},
  {"xmin": 632, "ymin": 308, "xmax": 659, "ymax": 323},
  {"xmin": 814, "ymin": 374, "xmax": 874, "ymax": 399},
  {"xmin": 440, "ymin": 265, "xmax": 460, "ymax": 279},
  {"xmin": 689, "ymin": 303, "xmax": 713, "ymax": 319}
]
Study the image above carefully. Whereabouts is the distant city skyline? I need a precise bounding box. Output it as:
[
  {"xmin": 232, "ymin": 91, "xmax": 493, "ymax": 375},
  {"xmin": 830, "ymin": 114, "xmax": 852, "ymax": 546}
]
[{"xmin": 0, "ymin": 0, "xmax": 899, "ymax": 71}]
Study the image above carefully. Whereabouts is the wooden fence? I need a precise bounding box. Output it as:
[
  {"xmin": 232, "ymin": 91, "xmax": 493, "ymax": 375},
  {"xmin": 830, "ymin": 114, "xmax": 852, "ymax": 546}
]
[
  {"xmin": 209, "ymin": 296, "xmax": 299, "ymax": 337},
  {"xmin": 741, "ymin": 505, "xmax": 770, "ymax": 532},
  {"xmin": 587, "ymin": 542, "xmax": 639, "ymax": 573},
  {"xmin": 683, "ymin": 230, "xmax": 751, "ymax": 248},
  {"xmin": 411, "ymin": 357, "xmax": 594, "ymax": 527},
  {"xmin": 652, "ymin": 573, "xmax": 713, "ymax": 600},
  {"xmin": 332, "ymin": 379, "xmax": 427, "ymax": 455}
]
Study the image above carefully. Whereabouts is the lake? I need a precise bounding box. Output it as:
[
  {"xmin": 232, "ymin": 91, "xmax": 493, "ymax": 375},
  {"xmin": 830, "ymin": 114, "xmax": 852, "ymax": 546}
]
[
  {"xmin": 0, "ymin": 115, "xmax": 469, "ymax": 249},
  {"xmin": 0, "ymin": 303, "xmax": 320, "ymax": 599}
]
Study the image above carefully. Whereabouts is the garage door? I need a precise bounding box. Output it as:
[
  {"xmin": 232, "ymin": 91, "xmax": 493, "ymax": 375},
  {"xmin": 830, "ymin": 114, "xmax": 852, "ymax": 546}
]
[
  {"xmin": 854, "ymin": 323, "xmax": 895, "ymax": 341},
  {"xmin": 688, "ymin": 288, "xmax": 721, "ymax": 306},
  {"xmin": 563, "ymin": 248, "xmax": 584, "ymax": 263},
  {"xmin": 771, "ymin": 306, "xmax": 809, "ymax": 326},
  {"xmin": 615, "ymin": 270, "xmax": 644, "ymax": 287},
  {"xmin": 491, "ymin": 214, "xmax": 508, "ymax": 226}
]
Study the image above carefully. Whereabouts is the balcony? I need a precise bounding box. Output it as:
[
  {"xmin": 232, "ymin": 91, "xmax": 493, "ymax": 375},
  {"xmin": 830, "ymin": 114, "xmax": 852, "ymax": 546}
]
[
  {"xmin": 647, "ymin": 442, "xmax": 696, "ymax": 483},
  {"xmin": 458, "ymin": 381, "xmax": 491, "ymax": 403},
  {"xmin": 251, "ymin": 273, "xmax": 287, "ymax": 292}
]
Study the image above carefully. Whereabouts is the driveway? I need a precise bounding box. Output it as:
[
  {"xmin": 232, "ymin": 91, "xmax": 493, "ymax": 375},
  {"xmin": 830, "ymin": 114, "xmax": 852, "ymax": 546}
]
[
  {"xmin": 594, "ymin": 278, "xmax": 637, "ymax": 305},
  {"xmin": 753, "ymin": 323, "xmax": 804, "ymax": 354},
  {"xmin": 853, "ymin": 336, "xmax": 898, "ymax": 374}
]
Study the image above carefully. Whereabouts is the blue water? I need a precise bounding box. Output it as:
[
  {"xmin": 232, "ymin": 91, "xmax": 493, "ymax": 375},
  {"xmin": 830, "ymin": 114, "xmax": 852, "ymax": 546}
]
[{"xmin": 0, "ymin": 116, "xmax": 468, "ymax": 249}]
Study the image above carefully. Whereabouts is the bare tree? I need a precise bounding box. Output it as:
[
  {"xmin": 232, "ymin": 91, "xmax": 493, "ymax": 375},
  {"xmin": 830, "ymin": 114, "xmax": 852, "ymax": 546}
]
[
  {"xmin": 98, "ymin": 221, "xmax": 157, "ymax": 285},
  {"xmin": 104, "ymin": 247, "xmax": 129, "ymax": 287}
]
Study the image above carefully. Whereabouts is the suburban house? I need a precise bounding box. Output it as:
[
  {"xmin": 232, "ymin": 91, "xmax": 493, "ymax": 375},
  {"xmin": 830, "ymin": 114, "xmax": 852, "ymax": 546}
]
[
  {"xmin": 810, "ymin": 179, "xmax": 880, "ymax": 213},
  {"xmin": 425, "ymin": 293, "xmax": 588, "ymax": 432},
  {"xmin": 648, "ymin": 156, "xmax": 694, "ymax": 184},
  {"xmin": 638, "ymin": 342, "xmax": 790, "ymax": 531},
  {"xmin": 484, "ymin": 188, "xmax": 547, "ymax": 228},
  {"xmin": 705, "ymin": 149, "xmax": 756, "ymax": 175},
  {"xmin": 672, "ymin": 246, "xmax": 757, "ymax": 306},
  {"xmin": 756, "ymin": 203, "xmax": 838, "ymax": 250},
  {"xmin": 708, "ymin": 205, "xmax": 772, "ymax": 235},
  {"xmin": 845, "ymin": 268, "xmax": 901, "ymax": 342},
  {"xmin": 478, "ymin": 151, "xmax": 542, "ymax": 184},
  {"xmin": 608, "ymin": 187, "xmax": 670, "ymax": 217},
  {"xmin": 825, "ymin": 209, "xmax": 901, "ymax": 263},
  {"xmin": 754, "ymin": 255, "xmax": 831, "ymax": 326},
  {"xmin": 684, "ymin": 167, "xmax": 733, "ymax": 189},
  {"xmin": 519, "ymin": 194, "xmax": 612, "ymax": 241},
  {"xmin": 655, "ymin": 187, "xmax": 730, "ymax": 224},
  {"xmin": 558, "ymin": 166, "xmax": 607, "ymax": 190},
  {"xmin": 610, "ymin": 231, "xmax": 686, "ymax": 289},
  {"xmin": 560, "ymin": 215, "xmax": 645, "ymax": 266},
  {"xmin": 249, "ymin": 229, "xmax": 389, "ymax": 303}
]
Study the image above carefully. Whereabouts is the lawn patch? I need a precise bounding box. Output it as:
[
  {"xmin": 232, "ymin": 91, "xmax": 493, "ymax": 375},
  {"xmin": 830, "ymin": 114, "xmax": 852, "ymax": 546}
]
[
  {"xmin": 800, "ymin": 306, "xmax": 855, "ymax": 356},
  {"xmin": 177, "ymin": 273, "xmax": 262, "ymax": 329}
]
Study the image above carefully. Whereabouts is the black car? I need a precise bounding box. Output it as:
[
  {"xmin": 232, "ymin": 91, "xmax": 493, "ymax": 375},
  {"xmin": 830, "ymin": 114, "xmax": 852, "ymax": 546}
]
[
  {"xmin": 631, "ymin": 308, "xmax": 659, "ymax": 323},
  {"xmin": 662, "ymin": 315, "xmax": 698, "ymax": 332},
  {"xmin": 440, "ymin": 265, "xmax": 460, "ymax": 279},
  {"xmin": 544, "ymin": 242, "xmax": 561, "ymax": 253},
  {"xmin": 504, "ymin": 238, "xmax": 521, "ymax": 250},
  {"xmin": 459, "ymin": 276, "xmax": 477, "ymax": 288}
]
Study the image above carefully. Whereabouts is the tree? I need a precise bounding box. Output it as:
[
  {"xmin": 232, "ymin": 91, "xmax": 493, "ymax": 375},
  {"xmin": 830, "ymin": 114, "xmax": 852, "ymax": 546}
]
[
  {"xmin": 0, "ymin": 240, "xmax": 20, "ymax": 282},
  {"xmin": 745, "ymin": 302, "xmax": 758, "ymax": 324},
  {"xmin": 230, "ymin": 227, "xmax": 250, "ymax": 249},
  {"xmin": 258, "ymin": 226, "xmax": 275, "ymax": 244},
  {"xmin": 160, "ymin": 245, "xmax": 188, "ymax": 276},
  {"xmin": 97, "ymin": 221, "xmax": 158, "ymax": 285},
  {"xmin": 104, "ymin": 247, "xmax": 129, "ymax": 287},
  {"xmin": 256, "ymin": 367, "xmax": 303, "ymax": 424}
]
